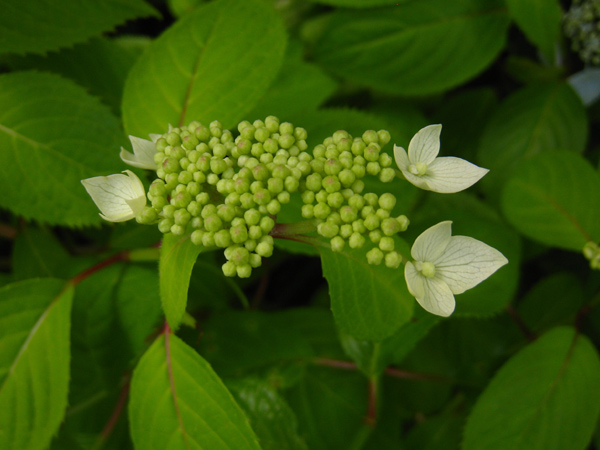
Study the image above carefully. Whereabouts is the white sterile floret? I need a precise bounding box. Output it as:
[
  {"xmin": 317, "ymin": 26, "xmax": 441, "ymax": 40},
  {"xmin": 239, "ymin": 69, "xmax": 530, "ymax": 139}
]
[
  {"xmin": 394, "ymin": 124, "xmax": 488, "ymax": 193},
  {"xmin": 404, "ymin": 221, "xmax": 508, "ymax": 317},
  {"xmin": 120, "ymin": 135, "xmax": 158, "ymax": 170},
  {"xmin": 81, "ymin": 170, "xmax": 147, "ymax": 222}
]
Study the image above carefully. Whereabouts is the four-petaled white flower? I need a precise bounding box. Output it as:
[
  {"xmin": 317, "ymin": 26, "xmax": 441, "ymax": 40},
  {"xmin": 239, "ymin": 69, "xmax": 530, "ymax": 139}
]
[
  {"xmin": 119, "ymin": 134, "xmax": 160, "ymax": 170},
  {"xmin": 405, "ymin": 221, "xmax": 508, "ymax": 317},
  {"xmin": 81, "ymin": 170, "xmax": 146, "ymax": 222},
  {"xmin": 394, "ymin": 124, "xmax": 489, "ymax": 193}
]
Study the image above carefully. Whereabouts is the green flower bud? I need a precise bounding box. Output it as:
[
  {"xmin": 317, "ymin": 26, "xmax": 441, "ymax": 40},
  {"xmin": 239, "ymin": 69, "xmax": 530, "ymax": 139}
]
[
  {"xmin": 337, "ymin": 138, "xmax": 351, "ymax": 153},
  {"xmin": 306, "ymin": 173, "xmax": 323, "ymax": 191},
  {"xmin": 322, "ymin": 176, "xmax": 341, "ymax": 193},
  {"xmin": 241, "ymin": 126, "xmax": 256, "ymax": 140},
  {"xmin": 158, "ymin": 218, "xmax": 173, "ymax": 233},
  {"xmin": 214, "ymin": 229, "xmax": 232, "ymax": 248},
  {"xmin": 244, "ymin": 208, "xmax": 261, "ymax": 226},
  {"xmin": 376, "ymin": 208, "xmax": 390, "ymax": 220},
  {"xmin": 230, "ymin": 225, "xmax": 249, "ymax": 244},
  {"xmin": 325, "ymin": 192, "xmax": 342, "ymax": 209},
  {"xmin": 366, "ymin": 247, "xmax": 384, "ymax": 265},
  {"xmin": 318, "ymin": 221, "xmax": 339, "ymax": 238},
  {"xmin": 369, "ymin": 230, "xmax": 382, "ymax": 244},
  {"xmin": 348, "ymin": 195, "xmax": 365, "ymax": 210},
  {"xmin": 222, "ymin": 261, "xmax": 236, "ymax": 277},
  {"xmin": 162, "ymin": 205, "xmax": 176, "ymax": 219},
  {"xmin": 250, "ymin": 143, "xmax": 264, "ymax": 158},
  {"xmin": 193, "ymin": 171, "xmax": 206, "ymax": 183},
  {"xmin": 279, "ymin": 134, "xmax": 295, "ymax": 149},
  {"xmin": 330, "ymin": 236, "xmax": 345, "ymax": 252},
  {"xmin": 277, "ymin": 191, "xmax": 290, "ymax": 204},
  {"xmin": 340, "ymin": 206, "xmax": 358, "ymax": 223},
  {"xmin": 195, "ymin": 126, "xmax": 211, "ymax": 141},
  {"xmin": 364, "ymin": 214, "xmax": 380, "ymax": 231},
  {"xmin": 379, "ymin": 168, "xmax": 395, "ymax": 183},
  {"xmin": 207, "ymin": 173, "xmax": 219, "ymax": 185},
  {"xmin": 240, "ymin": 192, "xmax": 256, "ymax": 209},
  {"xmin": 136, "ymin": 206, "xmax": 158, "ymax": 224},
  {"xmin": 186, "ymin": 181, "xmax": 201, "ymax": 196},
  {"xmin": 171, "ymin": 224, "xmax": 185, "ymax": 236},
  {"xmin": 363, "ymin": 193, "xmax": 378, "ymax": 206},
  {"xmin": 201, "ymin": 204, "xmax": 217, "ymax": 218},
  {"xmin": 162, "ymin": 157, "xmax": 179, "ymax": 174},
  {"xmin": 191, "ymin": 217, "xmax": 203, "ymax": 229},
  {"xmin": 302, "ymin": 190, "xmax": 315, "ymax": 204},
  {"xmin": 340, "ymin": 224, "xmax": 353, "ymax": 238},
  {"xmin": 260, "ymin": 216, "xmax": 275, "ymax": 233},
  {"xmin": 156, "ymin": 138, "xmax": 168, "ymax": 152},
  {"xmin": 351, "ymin": 180, "xmax": 365, "ymax": 194},
  {"xmin": 284, "ymin": 176, "xmax": 300, "ymax": 192},
  {"xmin": 249, "ymin": 225, "xmax": 263, "ymax": 240},
  {"xmin": 379, "ymin": 153, "xmax": 392, "ymax": 167},
  {"xmin": 210, "ymin": 159, "xmax": 227, "ymax": 175},
  {"xmin": 385, "ymin": 251, "xmax": 401, "ymax": 268},
  {"xmin": 182, "ymin": 135, "xmax": 199, "ymax": 150},
  {"xmin": 210, "ymin": 126, "xmax": 222, "ymax": 139},
  {"xmin": 217, "ymin": 204, "xmax": 236, "ymax": 222},
  {"xmin": 264, "ymin": 139, "xmax": 278, "ymax": 154},
  {"xmin": 166, "ymin": 132, "xmax": 181, "ymax": 146},
  {"xmin": 378, "ymin": 193, "xmax": 396, "ymax": 211},
  {"xmin": 347, "ymin": 231, "xmax": 365, "ymax": 249},
  {"xmin": 377, "ymin": 130, "xmax": 391, "ymax": 146},
  {"xmin": 324, "ymin": 159, "xmax": 343, "ymax": 176},
  {"xmin": 249, "ymin": 253, "xmax": 262, "ymax": 268},
  {"xmin": 339, "ymin": 169, "xmax": 356, "ymax": 187},
  {"xmin": 325, "ymin": 147, "xmax": 339, "ymax": 160},
  {"xmin": 236, "ymin": 139, "xmax": 252, "ymax": 156},
  {"xmin": 256, "ymin": 240, "xmax": 273, "ymax": 257},
  {"xmin": 204, "ymin": 214, "xmax": 223, "ymax": 232},
  {"xmin": 302, "ymin": 204, "xmax": 314, "ymax": 219},
  {"xmin": 313, "ymin": 145, "xmax": 326, "ymax": 158},
  {"xmin": 156, "ymin": 168, "xmax": 166, "ymax": 179},
  {"xmin": 172, "ymin": 191, "xmax": 192, "ymax": 208},
  {"xmin": 328, "ymin": 212, "xmax": 342, "ymax": 225},
  {"xmin": 174, "ymin": 208, "xmax": 191, "ymax": 226},
  {"xmin": 152, "ymin": 196, "xmax": 167, "ymax": 209},
  {"xmin": 196, "ymin": 192, "xmax": 210, "ymax": 205},
  {"xmin": 237, "ymin": 264, "xmax": 252, "ymax": 278},
  {"xmin": 255, "ymin": 127, "xmax": 270, "ymax": 142},
  {"xmin": 362, "ymin": 130, "xmax": 379, "ymax": 145},
  {"xmin": 191, "ymin": 229, "xmax": 204, "ymax": 246},
  {"xmin": 314, "ymin": 202, "xmax": 331, "ymax": 220},
  {"xmin": 254, "ymin": 188, "xmax": 272, "ymax": 205},
  {"xmin": 366, "ymin": 162, "xmax": 381, "ymax": 176},
  {"xmin": 252, "ymin": 164, "xmax": 270, "ymax": 181},
  {"xmin": 245, "ymin": 239, "xmax": 257, "ymax": 252},
  {"xmin": 352, "ymin": 219, "xmax": 366, "ymax": 234},
  {"xmin": 294, "ymin": 127, "xmax": 308, "ymax": 140},
  {"xmin": 381, "ymin": 217, "xmax": 401, "ymax": 236},
  {"xmin": 351, "ymin": 140, "xmax": 366, "ymax": 156},
  {"xmin": 266, "ymin": 199, "xmax": 281, "ymax": 215},
  {"xmin": 379, "ymin": 236, "xmax": 395, "ymax": 252},
  {"xmin": 297, "ymin": 161, "xmax": 312, "ymax": 176},
  {"xmin": 396, "ymin": 215, "xmax": 410, "ymax": 231}
]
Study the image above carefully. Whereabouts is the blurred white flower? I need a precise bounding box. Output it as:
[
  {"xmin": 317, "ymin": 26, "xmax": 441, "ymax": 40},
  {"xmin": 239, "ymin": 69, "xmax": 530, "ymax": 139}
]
[
  {"xmin": 120, "ymin": 135, "xmax": 159, "ymax": 170},
  {"xmin": 394, "ymin": 124, "xmax": 488, "ymax": 193},
  {"xmin": 405, "ymin": 221, "xmax": 508, "ymax": 317},
  {"xmin": 81, "ymin": 170, "xmax": 146, "ymax": 222}
]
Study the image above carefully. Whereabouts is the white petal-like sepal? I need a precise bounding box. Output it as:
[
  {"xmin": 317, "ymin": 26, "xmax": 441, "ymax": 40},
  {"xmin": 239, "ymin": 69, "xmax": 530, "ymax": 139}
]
[
  {"xmin": 411, "ymin": 221, "xmax": 452, "ymax": 262},
  {"xmin": 394, "ymin": 124, "xmax": 488, "ymax": 193},
  {"xmin": 422, "ymin": 157, "xmax": 489, "ymax": 193},
  {"xmin": 435, "ymin": 236, "xmax": 509, "ymax": 294},
  {"xmin": 120, "ymin": 135, "xmax": 158, "ymax": 170},
  {"xmin": 81, "ymin": 170, "xmax": 146, "ymax": 222},
  {"xmin": 407, "ymin": 124, "xmax": 441, "ymax": 165},
  {"xmin": 406, "ymin": 221, "xmax": 508, "ymax": 317}
]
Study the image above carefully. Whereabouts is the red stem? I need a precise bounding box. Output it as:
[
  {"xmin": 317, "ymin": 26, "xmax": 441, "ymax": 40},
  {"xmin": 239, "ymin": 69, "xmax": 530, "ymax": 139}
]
[
  {"xmin": 505, "ymin": 304, "xmax": 536, "ymax": 342},
  {"xmin": 70, "ymin": 251, "xmax": 130, "ymax": 286},
  {"xmin": 91, "ymin": 379, "xmax": 131, "ymax": 450}
]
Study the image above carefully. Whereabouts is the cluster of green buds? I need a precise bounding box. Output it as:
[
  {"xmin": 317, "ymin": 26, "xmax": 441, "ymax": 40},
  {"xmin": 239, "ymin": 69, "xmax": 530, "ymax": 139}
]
[
  {"xmin": 564, "ymin": 0, "xmax": 600, "ymax": 65},
  {"xmin": 584, "ymin": 241, "xmax": 600, "ymax": 269},
  {"xmin": 299, "ymin": 129, "xmax": 408, "ymax": 268},
  {"xmin": 82, "ymin": 117, "xmax": 508, "ymax": 317}
]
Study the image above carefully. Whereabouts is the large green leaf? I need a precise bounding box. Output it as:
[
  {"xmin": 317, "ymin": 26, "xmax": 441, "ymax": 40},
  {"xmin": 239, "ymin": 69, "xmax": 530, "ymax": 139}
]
[
  {"xmin": 478, "ymin": 82, "xmax": 587, "ymax": 197},
  {"xmin": 0, "ymin": 71, "xmax": 126, "ymax": 226},
  {"xmin": 129, "ymin": 332, "xmax": 262, "ymax": 450},
  {"xmin": 122, "ymin": 0, "xmax": 286, "ymax": 137},
  {"xmin": 313, "ymin": 0, "xmax": 509, "ymax": 96},
  {"xmin": 463, "ymin": 327, "xmax": 600, "ymax": 450},
  {"xmin": 505, "ymin": 0, "xmax": 562, "ymax": 62},
  {"xmin": 0, "ymin": 279, "xmax": 73, "ymax": 450},
  {"xmin": 159, "ymin": 233, "xmax": 204, "ymax": 330},
  {"xmin": 0, "ymin": 0, "xmax": 157, "ymax": 55},
  {"xmin": 12, "ymin": 228, "xmax": 71, "ymax": 280},
  {"xmin": 228, "ymin": 379, "xmax": 308, "ymax": 450},
  {"xmin": 318, "ymin": 239, "xmax": 414, "ymax": 342},
  {"xmin": 5, "ymin": 37, "xmax": 147, "ymax": 115},
  {"xmin": 501, "ymin": 151, "xmax": 600, "ymax": 250}
]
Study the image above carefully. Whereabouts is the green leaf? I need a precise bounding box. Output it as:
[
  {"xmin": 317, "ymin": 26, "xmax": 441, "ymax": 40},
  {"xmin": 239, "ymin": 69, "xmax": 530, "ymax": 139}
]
[
  {"xmin": 517, "ymin": 273, "xmax": 585, "ymax": 333},
  {"xmin": 463, "ymin": 327, "xmax": 600, "ymax": 450},
  {"xmin": 200, "ymin": 310, "xmax": 314, "ymax": 377},
  {"xmin": 0, "ymin": 0, "xmax": 158, "ymax": 55},
  {"xmin": 478, "ymin": 82, "xmax": 587, "ymax": 197},
  {"xmin": 159, "ymin": 233, "xmax": 204, "ymax": 330},
  {"xmin": 12, "ymin": 228, "xmax": 71, "ymax": 280},
  {"xmin": 228, "ymin": 379, "xmax": 308, "ymax": 450},
  {"xmin": 284, "ymin": 366, "xmax": 368, "ymax": 450},
  {"xmin": 0, "ymin": 71, "xmax": 127, "ymax": 226},
  {"xmin": 318, "ymin": 239, "xmax": 414, "ymax": 342},
  {"xmin": 308, "ymin": 0, "xmax": 411, "ymax": 6},
  {"xmin": 0, "ymin": 278, "xmax": 73, "ymax": 450},
  {"xmin": 122, "ymin": 0, "xmax": 287, "ymax": 137},
  {"xmin": 407, "ymin": 193, "xmax": 521, "ymax": 317},
  {"xmin": 313, "ymin": 0, "xmax": 509, "ymax": 96},
  {"xmin": 505, "ymin": 0, "xmax": 562, "ymax": 62},
  {"xmin": 129, "ymin": 332, "xmax": 262, "ymax": 450},
  {"xmin": 404, "ymin": 409, "xmax": 465, "ymax": 450},
  {"xmin": 501, "ymin": 151, "xmax": 600, "ymax": 250},
  {"xmin": 248, "ymin": 40, "xmax": 336, "ymax": 121},
  {"xmin": 5, "ymin": 37, "xmax": 146, "ymax": 115}
]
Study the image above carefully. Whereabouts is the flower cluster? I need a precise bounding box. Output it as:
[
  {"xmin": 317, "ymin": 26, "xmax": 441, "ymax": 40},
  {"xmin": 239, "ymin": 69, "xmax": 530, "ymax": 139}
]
[
  {"xmin": 82, "ymin": 117, "xmax": 508, "ymax": 316},
  {"xmin": 564, "ymin": 0, "xmax": 600, "ymax": 65}
]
